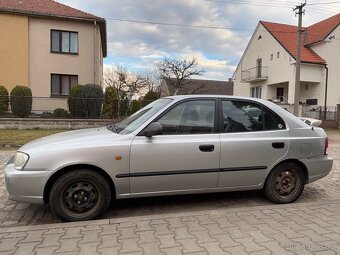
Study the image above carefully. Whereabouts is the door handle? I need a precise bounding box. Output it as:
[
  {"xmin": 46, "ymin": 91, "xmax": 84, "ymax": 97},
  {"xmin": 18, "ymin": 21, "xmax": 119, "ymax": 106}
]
[
  {"xmin": 272, "ymin": 142, "xmax": 285, "ymax": 149},
  {"xmin": 199, "ymin": 144, "xmax": 215, "ymax": 152}
]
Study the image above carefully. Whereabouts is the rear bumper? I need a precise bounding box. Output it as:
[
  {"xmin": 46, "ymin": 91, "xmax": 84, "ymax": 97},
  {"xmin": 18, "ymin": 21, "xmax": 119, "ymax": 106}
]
[
  {"xmin": 4, "ymin": 164, "xmax": 50, "ymax": 204},
  {"xmin": 301, "ymin": 155, "xmax": 333, "ymax": 183}
]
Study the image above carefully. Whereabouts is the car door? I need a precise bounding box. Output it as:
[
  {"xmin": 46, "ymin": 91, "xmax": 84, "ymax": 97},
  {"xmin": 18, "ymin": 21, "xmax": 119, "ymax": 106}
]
[
  {"xmin": 218, "ymin": 99, "xmax": 289, "ymax": 188},
  {"xmin": 129, "ymin": 99, "xmax": 220, "ymax": 194}
]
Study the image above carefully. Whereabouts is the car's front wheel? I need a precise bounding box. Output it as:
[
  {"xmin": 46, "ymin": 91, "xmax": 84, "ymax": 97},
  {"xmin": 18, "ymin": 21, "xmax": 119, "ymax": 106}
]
[
  {"xmin": 49, "ymin": 169, "xmax": 111, "ymax": 222},
  {"xmin": 264, "ymin": 162, "xmax": 305, "ymax": 203}
]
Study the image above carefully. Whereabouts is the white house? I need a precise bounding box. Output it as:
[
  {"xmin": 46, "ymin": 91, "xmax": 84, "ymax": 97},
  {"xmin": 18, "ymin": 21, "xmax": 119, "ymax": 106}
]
[{"xmin": 233, "ymin": 13, "xmax": 340, "ymax": 116}]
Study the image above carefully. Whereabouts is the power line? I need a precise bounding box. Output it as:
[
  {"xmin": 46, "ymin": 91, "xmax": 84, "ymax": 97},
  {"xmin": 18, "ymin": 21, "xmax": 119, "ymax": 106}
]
[
  {"xmin": 204, "ymin": 0, "xmax": 293, "ymax": 8},
  {"xmin": 307, "ymin": 1, "xmax": 340, "ymax": 5}
]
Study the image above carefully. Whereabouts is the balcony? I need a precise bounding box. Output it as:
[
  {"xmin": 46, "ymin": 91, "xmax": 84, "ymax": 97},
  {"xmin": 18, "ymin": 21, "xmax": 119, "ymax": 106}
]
[{"xmin": 241, "ymin": 66, "xmax": 268, "ymax": 83}]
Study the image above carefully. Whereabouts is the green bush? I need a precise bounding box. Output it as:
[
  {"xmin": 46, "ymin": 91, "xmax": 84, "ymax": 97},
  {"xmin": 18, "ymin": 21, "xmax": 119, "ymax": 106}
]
[
  {"xmin": 81, "ymin": 84, "xmax": 104, "ymax": 118},
  {"xmin": 53, "ymin": 108, "xmax": 69, "ymax": 118},
  {"xmin": 68, "ymin": 85, "xmax": 83, "ymax": 118},
  {"xmin": 101, "ymin": 87, "xmax": 119, "ymax": 118},
  {"xmin": 130, "ymin": 100, "xmax": 141, "ymax": 115},
  {"xmin": 0, "ymin": 85, "xmax": 9, "ymax": 115},
  {"xmin": 10, "ymin": 86, "xmax": 32, "ymax": 118},
  {"xmin": 143, "ymin": 90, "xmax": 159, "ymax": 106}
]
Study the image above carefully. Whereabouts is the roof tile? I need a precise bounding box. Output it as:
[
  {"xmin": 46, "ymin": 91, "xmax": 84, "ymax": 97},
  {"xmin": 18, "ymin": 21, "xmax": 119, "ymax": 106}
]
[{"xmin": 0, "ymin": 0, "xmax": 104, "ymax": 21}]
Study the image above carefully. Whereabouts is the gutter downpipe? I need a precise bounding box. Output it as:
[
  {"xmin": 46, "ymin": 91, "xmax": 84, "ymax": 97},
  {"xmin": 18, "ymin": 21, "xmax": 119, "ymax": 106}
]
[
  {"xmin": 324, "ymin": 65, "xmax": 328, "ymax": 120},
  {"xmin": 94, "ymin": 20, "xmax": 97, "ymax": 84}
]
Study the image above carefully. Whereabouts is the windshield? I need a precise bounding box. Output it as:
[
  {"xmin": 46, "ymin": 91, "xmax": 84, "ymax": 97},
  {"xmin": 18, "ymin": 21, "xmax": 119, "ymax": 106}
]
[{"xmin": 109, "ymin": 98, "xmax": 173, "ymax": 134}]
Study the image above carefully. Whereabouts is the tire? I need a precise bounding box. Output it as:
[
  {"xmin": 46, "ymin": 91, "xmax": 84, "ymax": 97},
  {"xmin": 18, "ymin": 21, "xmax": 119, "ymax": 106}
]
[
  {"xmin": 264, "ymin": 162, "xmax": 305, "ymax": 204},
  {"xmin": 49, "ymin": 169, "xmax": 111, "ymax": 222}
]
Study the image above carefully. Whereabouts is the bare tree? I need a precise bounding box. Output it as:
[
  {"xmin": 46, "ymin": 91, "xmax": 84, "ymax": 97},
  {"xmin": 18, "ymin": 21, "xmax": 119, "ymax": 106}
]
[
  {"xmin": 104, "ymin": 64, "xmax": 150, "ymax": 98},
  {"xmin": 156, "ymin": 57, "xmax": 205, "ymax": 95}
]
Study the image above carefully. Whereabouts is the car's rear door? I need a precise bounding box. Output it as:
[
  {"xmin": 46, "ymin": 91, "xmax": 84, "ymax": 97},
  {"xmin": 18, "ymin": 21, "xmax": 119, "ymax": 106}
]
[
  {"xmin": 129, "ymin": 99, "xmax": 220, "ymax": 194},
  {"xmin": 218, "ymin": 99, "xmax": 289, "ymax": 188}
]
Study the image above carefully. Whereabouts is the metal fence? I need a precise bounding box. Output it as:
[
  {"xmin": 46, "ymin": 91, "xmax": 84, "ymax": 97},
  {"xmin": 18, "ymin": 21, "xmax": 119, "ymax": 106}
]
[
  {"xmin": 302, "ymin": 106, "xmax": 338, "ymax": 121},
  {"xmin": 0, "ymin": 96, "xmax": 151, "ymax": 119}
]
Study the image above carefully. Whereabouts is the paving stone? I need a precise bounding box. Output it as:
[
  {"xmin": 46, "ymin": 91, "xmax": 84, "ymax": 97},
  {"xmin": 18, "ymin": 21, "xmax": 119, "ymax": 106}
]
[
  {"xmin": 38, "ymin": 233, "xmax": 63, "ymax": 247},
  {"xmin": 79, "ymin": 230, "xmax": 101, "ymax": 244},
  {"xmin": 161, "ymin": 246, "xmax": 184, "ymax": 255},
  {"xmin": 100, "ymin": 224, "xmax": 119, "ymax": 235},
  {"xmin": 78, "ymin": 241, "xmax": 100, "ymax": 255},
  {"xmin": 213, "ymin": 234, "xmax": 241, "ymax": 248},
  {"xmin": 55, "ymin": 237, "xmax": 81, "ymax": 253},
  {"xmin": 157, "ymin": 234, "xmax": 181, "ymax": 249},
  {"xmin": 98, "ymin": 246, "xmax": 120, "ymax": 255},
  {"xmin": 137, "ymin": 230, "xmax": 158, "ymax": 244},
  {"xmin": 15, "ymin": 241, "xmax": 40, "ymax": 255},
  {"xmin": 140, "ymin": 242, "xmax": 165, "ymax": 255},
  {"xmin": 98, "ymin": 234, "xmax": 120, "ymax": 248},
  {"xmin": 191, "ymin": 230, "xmax": 216, "ymax": 244},
  {"xmin": 166, "ymin": 218, "xmax": 186, "ymax": 229},
  {"xmin": 153, "ymin": 223, "xmax": 173, "ymax": 236},
  {"xmin": 61, "ymin": 227, "xmax": 83, "ymax": 239},
  {"xmin": 118, "ymin": 238, "xmax": 142, "ymax": 253},
  {"xmin": 35, "ymin": 245, "xmax": 59, "ymax": 255},
  {"xmin": 177, "ymin": 238, "xmax": 205, "ymax": 253},
  {"xmin": 19, "ymin": 230, "xmax": 45, "ymax": 243},
  {"xmin": 198, "ymin": 241, "xmax": 226, "ymax": 255},
  {"xmin": 0, "ymin": 237, "xmax": 23, "ymax": 252}
]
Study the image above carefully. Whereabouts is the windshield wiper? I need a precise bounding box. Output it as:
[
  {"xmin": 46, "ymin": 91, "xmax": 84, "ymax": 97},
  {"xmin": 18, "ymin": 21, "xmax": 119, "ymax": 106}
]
[{"xmin": 106, "ymin": 123, "xmax": 118, "ymax": 133}]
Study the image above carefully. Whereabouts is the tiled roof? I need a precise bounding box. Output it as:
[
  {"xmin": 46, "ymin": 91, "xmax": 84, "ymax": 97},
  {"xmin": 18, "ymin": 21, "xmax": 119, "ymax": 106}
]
[
  {"xmin": 260, "ymin": 21, "xmax": 326, "ymax": 64},
  {"xmin": 0, "ymin": 0, "xmax": 104, "ymax": 21},
  {"xmin": 305, "ymin": 13, "xmax": 340, "ymax": 45},
  {"xmin": 163, "ymin": 78, "xmax": 234, "ymax": 96}
]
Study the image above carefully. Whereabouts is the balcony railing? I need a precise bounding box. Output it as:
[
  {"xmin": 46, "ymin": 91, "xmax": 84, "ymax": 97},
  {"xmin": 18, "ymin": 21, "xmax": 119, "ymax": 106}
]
[{"xmin": 241, "ymin": 66, "xmax": 268, "ymax": 83}]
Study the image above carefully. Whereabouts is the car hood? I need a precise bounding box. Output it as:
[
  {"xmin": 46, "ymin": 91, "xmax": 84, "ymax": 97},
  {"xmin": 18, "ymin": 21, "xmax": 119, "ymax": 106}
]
[{"xmin": 19, "ymin": 127, "xmax": 121, "ymax": 153}]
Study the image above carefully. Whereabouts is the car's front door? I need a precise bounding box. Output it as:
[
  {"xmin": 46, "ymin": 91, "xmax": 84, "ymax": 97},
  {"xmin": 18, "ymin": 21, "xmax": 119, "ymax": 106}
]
[
  {"xmin": 129, "ymin": 99, "xmax": 220, "ymax": 195},
  {"xmin": 218, "ymin": 99, "xmax": 289, "ymax": 188}
]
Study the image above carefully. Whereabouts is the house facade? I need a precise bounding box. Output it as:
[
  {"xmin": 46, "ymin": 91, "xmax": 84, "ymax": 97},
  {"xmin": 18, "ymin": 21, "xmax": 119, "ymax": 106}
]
[
  {"xmin": 233, "ymin": 14, "xmax": 340, "ymax": 116},
  {"xmin": 0, "ymin": 0, "xmax": 106, "ymax": 99}
]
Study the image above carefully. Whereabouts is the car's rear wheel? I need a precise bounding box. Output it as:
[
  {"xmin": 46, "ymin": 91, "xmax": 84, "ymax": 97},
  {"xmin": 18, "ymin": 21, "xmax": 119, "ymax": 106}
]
[
  {"xmin": 49, "ymin": 169, "xmax": 111, "ymax": 222},
  {"xmin": 264, "ymin": 162, "xmax": 305, "ymax": 203}
]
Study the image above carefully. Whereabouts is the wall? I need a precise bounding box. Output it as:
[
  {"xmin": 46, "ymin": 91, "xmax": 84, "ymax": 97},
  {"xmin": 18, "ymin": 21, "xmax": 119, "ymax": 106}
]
[
  {"xmin": 311, "ymin": 25, "xmax": 340, "ymax": 107},
  {"xmin": 29, "ymin": 17, "xmax": 103, "ymax": 97},
  {"xmin": 0, "ymin": 118, "xmax": 115, "ymax": 130},
  {"xmin": 233, "ymin": 23, "xmax": 295, "ymax": 101},
  {"xmin": 0, "ymin": 14, "xmax": 29, "ymax": 92}
]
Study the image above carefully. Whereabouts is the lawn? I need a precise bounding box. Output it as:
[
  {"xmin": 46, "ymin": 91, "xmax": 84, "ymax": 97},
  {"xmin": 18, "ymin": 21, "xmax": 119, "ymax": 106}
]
[{"xmin": 0, "ymin": 129, "xmax": 69, "ymax": 149}]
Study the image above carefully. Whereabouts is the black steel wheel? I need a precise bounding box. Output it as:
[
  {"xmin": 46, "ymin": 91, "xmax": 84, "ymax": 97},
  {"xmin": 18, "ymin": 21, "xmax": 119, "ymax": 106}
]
[
  {"xmin": 264, "ymin": 162, "xmax": 305, "ymax": 203},
  {"xmin": 49, "ymin": 169, "xmax": 111, "ymax": 222}
]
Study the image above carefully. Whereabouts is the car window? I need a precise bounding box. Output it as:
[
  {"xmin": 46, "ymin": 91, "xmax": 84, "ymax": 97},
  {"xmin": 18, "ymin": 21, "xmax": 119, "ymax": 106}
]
[
  {"xmin": 115, "ymin": 98, "xmax": 173, "ymax": 134},
  {"xmin": 222, "ymin": 100, "xmax": 285, "ymax": 133},
  {"xmin": 262, "ymin": 107, "xmax": 286, "ymax": 130},
  {"xmin": 157, "ymin": 100, "xmax": 215, "ymax": 135},
  {"xmin": 222, "ymin": 100, "xmax": 263, "ymax": 133}
]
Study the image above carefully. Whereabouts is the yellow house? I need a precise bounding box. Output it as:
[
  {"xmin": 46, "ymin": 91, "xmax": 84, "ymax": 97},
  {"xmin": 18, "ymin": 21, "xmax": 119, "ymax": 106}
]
[{"xmin": 0, "ymin": 0, "xmax": 106, "ymax": 102}]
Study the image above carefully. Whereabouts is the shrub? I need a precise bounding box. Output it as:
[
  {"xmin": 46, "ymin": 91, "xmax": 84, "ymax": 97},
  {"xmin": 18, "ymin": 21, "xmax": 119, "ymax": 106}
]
[
  {"xmin": 81, "ymin": 84, "xmax": 104, "ymax": 118},
  {"xmin": 53, "ymin": 108, "xmax": 68, "ymax": 118},
  {"xmin": 68, "ymin": 85, "xmax": 83, "ymax": 118},
  {"xmin": 0, "ymin": 85, "xmax": 9, "ymax": 115},
  {"xmin": 143, "ymin": 90, "xmax": 159, "ymax": 106},
  {"xmin": 130, "ymin": 100, "xmax": 141, "ymax": 115},
  {"xmin": 101, "ymin": 87, "xmax": 119, "ymax": 118},
  {"xmin": 10, "ymin": 86, "xmax": 32, "ymax": 118}
]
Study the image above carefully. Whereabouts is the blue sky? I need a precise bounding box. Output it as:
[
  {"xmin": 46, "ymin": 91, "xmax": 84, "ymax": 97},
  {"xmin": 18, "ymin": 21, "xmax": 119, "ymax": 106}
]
[{"xmin": 58, "ymin": 0, "xmax": 339, "ymax": 80}]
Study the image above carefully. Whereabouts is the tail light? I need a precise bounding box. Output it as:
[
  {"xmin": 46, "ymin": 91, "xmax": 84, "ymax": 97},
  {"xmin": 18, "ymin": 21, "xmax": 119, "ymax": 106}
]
[{"xmin": 324, "ymin": 137, "xmax": 328, "ymax": 155}]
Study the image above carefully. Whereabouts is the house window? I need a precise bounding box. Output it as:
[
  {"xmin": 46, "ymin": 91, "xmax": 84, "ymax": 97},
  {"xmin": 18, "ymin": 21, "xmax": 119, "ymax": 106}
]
[
  {"xmin": 51, "ymin": 30, "xmax": 78, "ymax": 54},
  {"xmin": 270, "ymin": 54, "xmax": 273, "ymax": 60},
  {"xmin": 250, "ymin": 87, "xmax": 261, "ymax": 98},
  {"xmin": 277, "ymin": 51, "xmax": 280, "ymax": 58},
  {"xmin": 306, "ymin": 99, "xmax": 318, "ymax": 105},
  {"xmin": 51, "ymin": 74, "xmax": 78, "ymax": 97}
]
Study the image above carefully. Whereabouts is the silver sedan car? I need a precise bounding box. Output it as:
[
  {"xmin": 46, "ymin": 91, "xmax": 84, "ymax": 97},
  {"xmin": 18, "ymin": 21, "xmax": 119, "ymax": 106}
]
[{"xmin": 5, "ymin": 95, "xmax": 333, "ymax": 221}]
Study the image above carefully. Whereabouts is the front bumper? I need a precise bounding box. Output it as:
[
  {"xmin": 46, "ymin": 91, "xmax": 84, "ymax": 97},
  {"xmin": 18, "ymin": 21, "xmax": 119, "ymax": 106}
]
[
  {"xmin": 4, "ymin": 163, "xmax": 51, "ymax": 204},
  {"xmin": 301, "ymin": 155, "xmax": 333, "ymax": 183}
]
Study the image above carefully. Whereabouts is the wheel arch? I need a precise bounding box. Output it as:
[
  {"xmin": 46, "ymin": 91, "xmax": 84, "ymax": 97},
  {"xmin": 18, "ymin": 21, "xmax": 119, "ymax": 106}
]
[
  {"xmin": 267, "ymin": 159, "xmax": 309, "ymax": 184},
  {"xmin": 43, "ymin": 164, "xmax": 116, "ymax": 204}
]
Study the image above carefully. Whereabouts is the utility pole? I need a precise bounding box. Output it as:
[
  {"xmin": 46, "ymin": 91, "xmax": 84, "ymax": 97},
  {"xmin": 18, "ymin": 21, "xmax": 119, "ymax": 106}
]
[{"xmin": 293, "ymin": 2, "xmax": 306, "ymax": 116}]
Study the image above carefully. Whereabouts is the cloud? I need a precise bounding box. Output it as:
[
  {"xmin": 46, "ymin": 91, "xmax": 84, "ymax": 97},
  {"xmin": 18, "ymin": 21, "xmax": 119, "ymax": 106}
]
[{"xmin": 57, "ymin": 0, "xmax": 339, "ymax": 80}]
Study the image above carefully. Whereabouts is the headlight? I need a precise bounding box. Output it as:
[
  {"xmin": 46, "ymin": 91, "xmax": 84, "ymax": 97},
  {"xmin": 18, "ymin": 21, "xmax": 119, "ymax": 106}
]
[{"xmin": 13, "ymin": 152, "xmax": 29, "ymax": 170}]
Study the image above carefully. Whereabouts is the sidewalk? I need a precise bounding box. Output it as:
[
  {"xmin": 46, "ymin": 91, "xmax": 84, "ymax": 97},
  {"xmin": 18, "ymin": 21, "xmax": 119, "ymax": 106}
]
[{"xmin": 1, "ymin": 199, "xmax": 339, "ymax": 255}]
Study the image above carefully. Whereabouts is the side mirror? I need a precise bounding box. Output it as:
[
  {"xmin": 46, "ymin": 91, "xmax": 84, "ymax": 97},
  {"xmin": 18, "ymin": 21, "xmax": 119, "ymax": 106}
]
[{"xmin": 144, "ymin": 122, "xmax": 163, "ymax": 137}]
